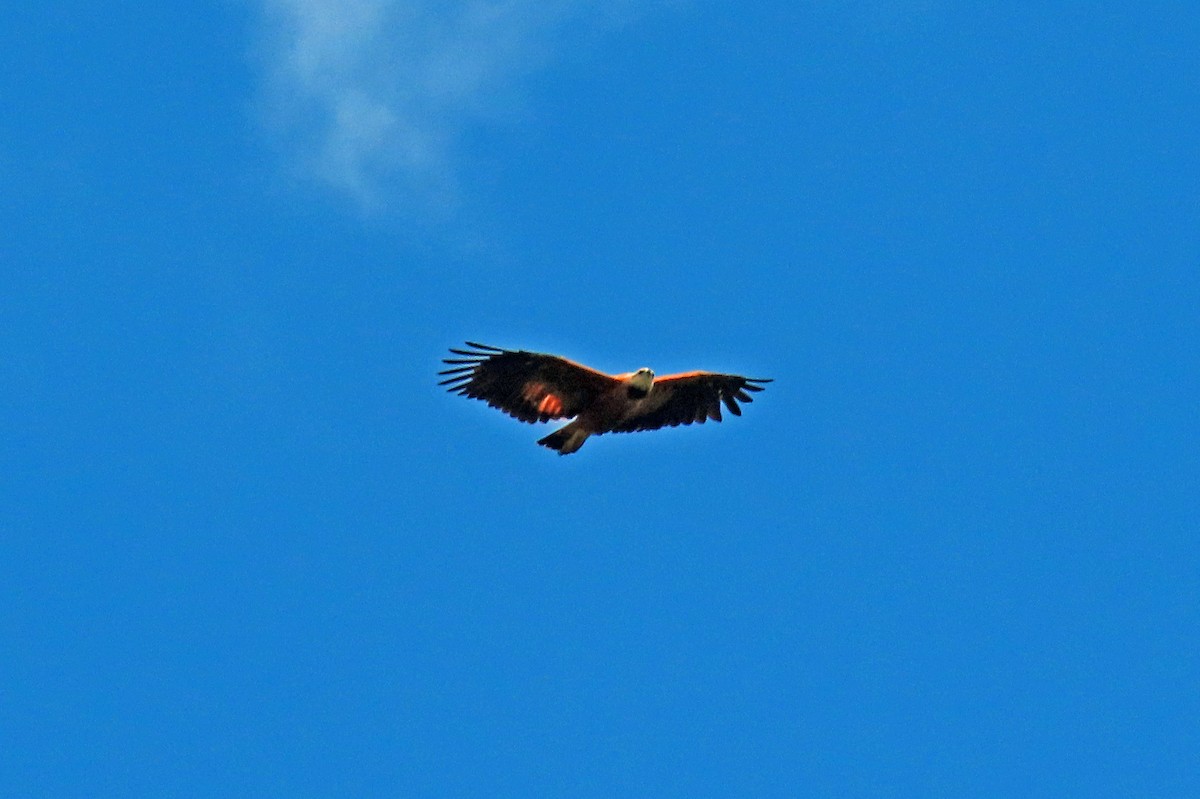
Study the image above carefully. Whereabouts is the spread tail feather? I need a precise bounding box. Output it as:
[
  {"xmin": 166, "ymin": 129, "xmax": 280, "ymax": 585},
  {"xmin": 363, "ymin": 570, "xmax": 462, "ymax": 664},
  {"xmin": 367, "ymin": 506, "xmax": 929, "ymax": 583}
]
[{"xmin": 538, "ymin": 423, "xmax": 589, "ymax": 455}]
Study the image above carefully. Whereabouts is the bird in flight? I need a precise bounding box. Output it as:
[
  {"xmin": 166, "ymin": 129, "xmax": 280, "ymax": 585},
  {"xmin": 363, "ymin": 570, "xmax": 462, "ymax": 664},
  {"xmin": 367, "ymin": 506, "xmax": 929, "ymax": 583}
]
[{"xmin": 439, "ymin": 342, "xmax": 772, "ymax": 455}]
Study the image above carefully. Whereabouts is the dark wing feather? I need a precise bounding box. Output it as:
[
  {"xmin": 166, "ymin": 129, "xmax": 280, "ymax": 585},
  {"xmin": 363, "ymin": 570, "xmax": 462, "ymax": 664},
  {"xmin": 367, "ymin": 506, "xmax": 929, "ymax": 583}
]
[
  {"xmin": 439, "ymin": 342, "xmax": 618, "ymax": 423},
  {"xmin": 610, "ymin": 371, "xmax": 772, "ymax": 433}
]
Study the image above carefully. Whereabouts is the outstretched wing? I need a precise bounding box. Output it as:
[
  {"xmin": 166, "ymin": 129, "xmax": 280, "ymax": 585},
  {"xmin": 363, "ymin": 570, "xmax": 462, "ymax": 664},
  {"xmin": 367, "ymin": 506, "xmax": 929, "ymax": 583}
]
[
  {"xmin": 610, "ymin": 371, "xmax": 772, "ymax": 433},
  {"xmin": 439, "ymin": 342, "xmax": 619, "ymax": 423}
]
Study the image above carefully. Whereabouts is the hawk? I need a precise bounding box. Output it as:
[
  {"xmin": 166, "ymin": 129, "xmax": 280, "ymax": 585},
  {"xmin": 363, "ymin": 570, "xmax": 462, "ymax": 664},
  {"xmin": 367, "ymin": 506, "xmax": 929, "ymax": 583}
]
[{"xmin": 440, "ymin": 342, "xmax": 772, "ymax": 455}]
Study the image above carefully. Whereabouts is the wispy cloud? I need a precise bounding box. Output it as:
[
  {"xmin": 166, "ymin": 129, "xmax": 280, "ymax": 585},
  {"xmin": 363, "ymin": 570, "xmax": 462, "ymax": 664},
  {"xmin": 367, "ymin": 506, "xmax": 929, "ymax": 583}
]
[{"xmin": 255, "ymin": 0, "xmax": 644, "ymax": 211}]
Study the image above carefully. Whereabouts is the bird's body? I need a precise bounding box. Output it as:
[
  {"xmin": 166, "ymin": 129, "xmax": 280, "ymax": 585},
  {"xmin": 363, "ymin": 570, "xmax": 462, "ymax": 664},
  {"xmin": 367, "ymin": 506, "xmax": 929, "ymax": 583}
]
[{"xmin": 440, "ymin": 342, "xmax": 771, "ymax": 454}]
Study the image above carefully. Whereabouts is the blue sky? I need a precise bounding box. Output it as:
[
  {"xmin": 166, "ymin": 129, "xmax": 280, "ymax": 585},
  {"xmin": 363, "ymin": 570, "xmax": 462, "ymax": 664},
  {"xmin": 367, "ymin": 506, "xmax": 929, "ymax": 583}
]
[{"xmin": 3, "ymin": 2, "xmax": 1197, "ymax": 795}]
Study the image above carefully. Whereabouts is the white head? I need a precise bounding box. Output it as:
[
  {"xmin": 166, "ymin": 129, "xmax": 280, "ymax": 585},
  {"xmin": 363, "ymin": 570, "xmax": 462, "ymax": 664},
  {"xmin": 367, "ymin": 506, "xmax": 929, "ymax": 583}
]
[{"xmin": 629, "ymin": 367, "xmax": 655, "ymax": 392}]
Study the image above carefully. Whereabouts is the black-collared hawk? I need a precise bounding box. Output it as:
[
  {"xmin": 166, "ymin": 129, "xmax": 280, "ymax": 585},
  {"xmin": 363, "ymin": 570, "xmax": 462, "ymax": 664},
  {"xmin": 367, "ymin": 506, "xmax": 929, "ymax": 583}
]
[{"xmin": 439, "ymin": 342, "xmax": 772, "ymax": 455}]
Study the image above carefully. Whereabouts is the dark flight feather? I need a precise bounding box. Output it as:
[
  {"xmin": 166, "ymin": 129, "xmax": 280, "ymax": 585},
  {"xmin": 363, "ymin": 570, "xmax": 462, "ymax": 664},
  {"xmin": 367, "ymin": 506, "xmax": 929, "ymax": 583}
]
[{"xmin": 440, "ymin": 342, "xmax": 617, "ymax": 424}]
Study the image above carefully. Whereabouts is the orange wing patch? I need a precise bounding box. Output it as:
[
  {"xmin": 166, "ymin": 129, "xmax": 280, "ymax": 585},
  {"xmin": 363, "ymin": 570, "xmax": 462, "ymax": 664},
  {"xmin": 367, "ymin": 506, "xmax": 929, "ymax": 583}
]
[
  {"xmin": 538, "ymin": 394, "xmax": 564, "ymax": 416},
  {"xmin": 522, "ymin": 381, "xmax": 567, "ymax": 418}
]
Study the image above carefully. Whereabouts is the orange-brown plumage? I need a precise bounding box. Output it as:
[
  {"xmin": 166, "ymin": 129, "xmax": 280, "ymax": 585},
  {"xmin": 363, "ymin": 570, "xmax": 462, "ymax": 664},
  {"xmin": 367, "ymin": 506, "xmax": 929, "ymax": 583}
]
[{"xmin": 439, "ymin": 342, "xmax": 772, "ymax": 454}]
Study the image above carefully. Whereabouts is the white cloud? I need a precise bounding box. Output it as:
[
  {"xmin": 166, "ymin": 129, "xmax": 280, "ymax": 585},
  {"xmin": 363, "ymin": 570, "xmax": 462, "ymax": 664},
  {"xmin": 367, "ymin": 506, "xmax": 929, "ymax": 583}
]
[{"xmin": 255, "ymin": 0, "xmax": 646, "ymax": 211}]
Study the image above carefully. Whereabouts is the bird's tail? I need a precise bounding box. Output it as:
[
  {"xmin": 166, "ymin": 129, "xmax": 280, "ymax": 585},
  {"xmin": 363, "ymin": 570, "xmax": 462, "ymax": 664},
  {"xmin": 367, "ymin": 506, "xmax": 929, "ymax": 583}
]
[{"xmin": 538, "ymin": 422, "xmax": 589, "ymax": 455}]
